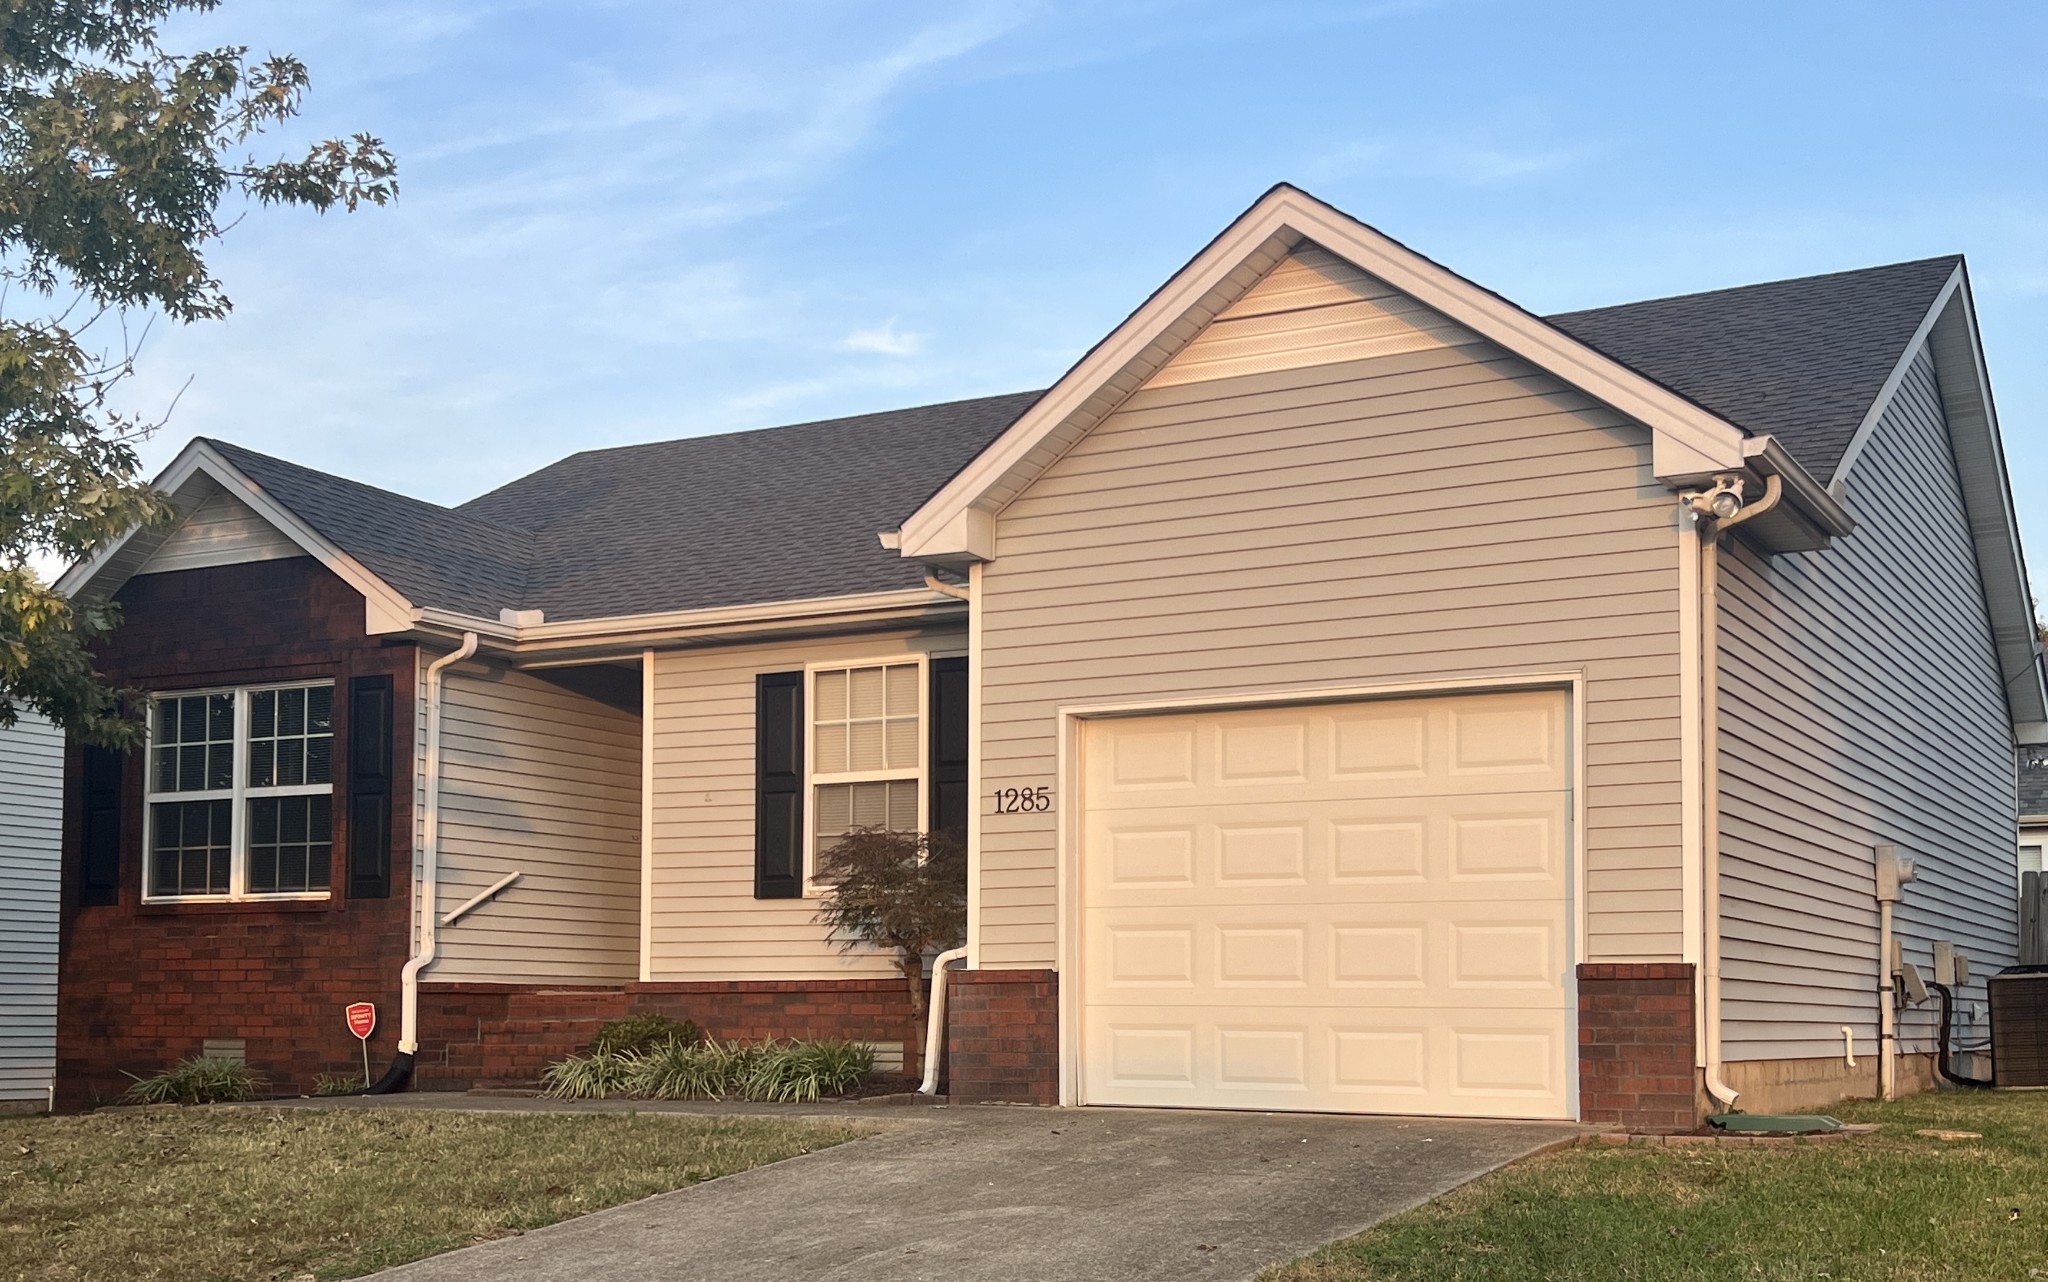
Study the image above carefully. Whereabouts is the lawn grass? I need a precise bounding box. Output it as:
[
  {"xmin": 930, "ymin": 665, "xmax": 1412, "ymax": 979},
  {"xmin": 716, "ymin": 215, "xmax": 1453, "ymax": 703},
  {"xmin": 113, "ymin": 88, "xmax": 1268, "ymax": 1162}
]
[
  {"xmin": 0, "ymin": 1105, "xmax": 873, "ymax": 1281},
  {"xmin": 1264, "ymin": 1090, "xmax": 2048, "ymax": 1281}
]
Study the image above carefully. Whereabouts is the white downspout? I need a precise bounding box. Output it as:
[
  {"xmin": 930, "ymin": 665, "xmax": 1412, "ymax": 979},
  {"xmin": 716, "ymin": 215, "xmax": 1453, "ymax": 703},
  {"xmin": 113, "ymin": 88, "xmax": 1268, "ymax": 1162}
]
[
  {"xmin": 398, "ymin": 631, "xmax": 478, "ymax": 1056},
  {"xmin": 1689, "ymin": 474, "xmax": 1781, "ymax": 1113},
  {"xmin": 918, "ymin": 947, "xmax": 969, "ymax": 1094}
]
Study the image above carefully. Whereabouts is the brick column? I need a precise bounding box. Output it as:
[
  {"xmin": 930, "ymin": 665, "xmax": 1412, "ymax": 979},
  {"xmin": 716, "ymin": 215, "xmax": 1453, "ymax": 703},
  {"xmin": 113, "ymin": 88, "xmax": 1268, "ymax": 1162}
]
[
  {"xmin": 1578, "ymin": 962, "xmax": 1699, "ymax": 1133},
  {"xmin": 945, "ymin": 969, "xmax": 1057, "ymax": 1105}
]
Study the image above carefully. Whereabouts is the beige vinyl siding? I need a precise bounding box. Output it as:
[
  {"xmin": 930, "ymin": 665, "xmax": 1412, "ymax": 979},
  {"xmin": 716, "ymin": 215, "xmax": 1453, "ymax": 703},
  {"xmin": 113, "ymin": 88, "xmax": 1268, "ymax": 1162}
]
[
  {"xmin": 422, "ymin": 662, "xmax": 642, "ymax": 983},
  {"xmin": 137, "ymin": 487, "xmax": 304, "ymax": 575},
  {"xmin": 1717, "ymin": 344, "xmax": 2015, "ymax": 1062},
  {"xmin": 0, "ymin": 714, "xmax": 62, "ymax": 1104},
  {"xmin": 977, "ymin": 250, "xmax": 1686, "ymax": 970},
  {"xmin": 647, "ymin": 627, "xmax": 964, "ymax": 980}
]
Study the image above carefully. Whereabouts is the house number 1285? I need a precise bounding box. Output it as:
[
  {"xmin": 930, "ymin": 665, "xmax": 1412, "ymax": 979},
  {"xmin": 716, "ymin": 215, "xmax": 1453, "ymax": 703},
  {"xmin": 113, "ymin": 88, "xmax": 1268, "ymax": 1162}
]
[{"xmin": 992, "ymin": 786, "xmax": 1053, "ymax": 814}]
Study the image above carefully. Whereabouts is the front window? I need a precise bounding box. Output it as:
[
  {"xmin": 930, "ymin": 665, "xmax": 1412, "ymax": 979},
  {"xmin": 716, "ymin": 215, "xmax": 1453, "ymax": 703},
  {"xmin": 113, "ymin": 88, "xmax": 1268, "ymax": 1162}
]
[
  {"xmin": 145, "ymin": 683, "xmax": 335, "ymax": 900},
  {"xmin": 808, "ymin": 660, "xmax": 924, "ymax": 879}
]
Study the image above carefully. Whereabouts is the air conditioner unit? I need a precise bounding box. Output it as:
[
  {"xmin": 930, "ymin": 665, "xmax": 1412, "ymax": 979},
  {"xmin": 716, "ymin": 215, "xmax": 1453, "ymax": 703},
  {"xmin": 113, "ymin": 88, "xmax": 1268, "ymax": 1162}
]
[{"xmin": 1989, "ymin": 966, "xmax": 2048, "ymax": 1087}]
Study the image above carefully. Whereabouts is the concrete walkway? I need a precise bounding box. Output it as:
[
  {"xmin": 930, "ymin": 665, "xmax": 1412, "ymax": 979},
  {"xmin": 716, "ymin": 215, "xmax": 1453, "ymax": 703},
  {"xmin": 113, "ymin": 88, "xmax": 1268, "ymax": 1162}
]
[{"xmin": 353, "ymin": 1097, "xmax": 1577, "ymax": 1282}]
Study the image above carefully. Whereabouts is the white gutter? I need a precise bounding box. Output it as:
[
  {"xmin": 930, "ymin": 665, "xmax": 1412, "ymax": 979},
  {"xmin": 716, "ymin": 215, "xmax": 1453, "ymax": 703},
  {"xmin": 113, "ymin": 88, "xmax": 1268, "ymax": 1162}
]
[
  {"xmin": 398, "ymin": 631, "xmax": 478, "ymax": 1056},
  {"xmin": 1687, "ymin": 473, "xmax": 1782, "ymax": 1113},
  {"xmin": 918, "ymin": 947, "xmax": 968, "ymax": 1095}
]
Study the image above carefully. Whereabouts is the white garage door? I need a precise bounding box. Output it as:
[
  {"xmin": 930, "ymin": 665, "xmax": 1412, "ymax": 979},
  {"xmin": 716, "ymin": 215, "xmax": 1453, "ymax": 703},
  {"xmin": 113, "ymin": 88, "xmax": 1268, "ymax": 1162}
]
[{"xmin": 1078, "ymin": 689, "xmax": 1573, "ymax": 1119}]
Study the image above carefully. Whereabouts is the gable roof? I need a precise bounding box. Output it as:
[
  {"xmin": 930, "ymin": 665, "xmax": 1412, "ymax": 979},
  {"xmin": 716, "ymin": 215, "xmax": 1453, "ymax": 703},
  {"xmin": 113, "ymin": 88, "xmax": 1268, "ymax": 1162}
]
[
  {"xmin": 891, "ymin": 185, "xmax": 1866, "ymax": 564},
  {"xmin": 1548, "ymin": 256, "xmax": 1963, "ymax": 482},
  {"xmin": 205, "ymin": 440, "xmax": 532, "ymax": 618}
]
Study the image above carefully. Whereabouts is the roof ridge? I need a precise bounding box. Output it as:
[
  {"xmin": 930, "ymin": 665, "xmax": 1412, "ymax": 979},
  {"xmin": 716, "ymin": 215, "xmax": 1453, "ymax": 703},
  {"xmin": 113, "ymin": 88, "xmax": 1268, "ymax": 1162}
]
[
  {"xmin": 476, "ymin": 386, "xmax": 1045, "ymax": 475},
  {"xmin": 1545, "ymin": 254, "xmax": 1962, "ymax": 321},
  {"xmin": 205, "ymin": 437, "xmax": 536, "ymax": 538}
]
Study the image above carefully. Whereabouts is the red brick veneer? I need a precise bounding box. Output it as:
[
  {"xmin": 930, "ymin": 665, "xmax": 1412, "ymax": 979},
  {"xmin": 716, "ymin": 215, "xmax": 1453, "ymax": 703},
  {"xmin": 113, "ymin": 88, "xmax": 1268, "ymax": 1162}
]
[
  {"xmin": 945, "ymin": 968, "xmax": 1058, "ymax": 1105},
  {"xmin": 413, "ymin": 980, "xmax": 928, "ymax": 1089},
  {"xmin": 1578, "ymin": 962, "xmax": 1699, "ymax": 1133},
  {"xmin": 56, "ymin": 559, "xmax": 417, "ymax": 1108}
]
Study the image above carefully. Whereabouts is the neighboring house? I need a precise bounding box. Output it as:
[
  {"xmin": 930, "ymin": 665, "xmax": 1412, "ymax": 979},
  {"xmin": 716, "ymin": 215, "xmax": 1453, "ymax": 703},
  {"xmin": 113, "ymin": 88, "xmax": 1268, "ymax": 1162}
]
[
  {"xmin": 52, "ymin": 186, "xmax": 2042, "ymax": 1129},
  {"xmin": 2, "ymin": 712, "xmax": 64, "ymax": 1112},
  {"xmin": 2021, "ymin": 750, "xmax": 2048, "ymax": 879}
]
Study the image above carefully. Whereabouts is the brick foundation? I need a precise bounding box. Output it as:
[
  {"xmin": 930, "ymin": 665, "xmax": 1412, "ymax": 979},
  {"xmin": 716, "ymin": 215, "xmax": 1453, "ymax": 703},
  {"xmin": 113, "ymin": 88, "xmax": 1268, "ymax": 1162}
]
[
  {"xmin": 56, "ymin": 560, "xmax": 417, "ymax": 1109},
  {"xmin": 1578, "ymin": 962, "xmax": 1699, "ymax": 1133},
  {"xmin": 414, "ymin": 979, "xmax": 928, "ymax": 1090},
  {"xmin": 946, "ymin": 968, "xmax": 1058, "ymax": 1105}
]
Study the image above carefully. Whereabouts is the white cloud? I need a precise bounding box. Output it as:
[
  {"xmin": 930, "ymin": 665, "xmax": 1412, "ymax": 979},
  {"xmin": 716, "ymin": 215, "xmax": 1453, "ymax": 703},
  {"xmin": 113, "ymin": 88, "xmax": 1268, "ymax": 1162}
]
[{"xmin": 841, "ymin": 321, "xmax": 924, "ymax": 356}]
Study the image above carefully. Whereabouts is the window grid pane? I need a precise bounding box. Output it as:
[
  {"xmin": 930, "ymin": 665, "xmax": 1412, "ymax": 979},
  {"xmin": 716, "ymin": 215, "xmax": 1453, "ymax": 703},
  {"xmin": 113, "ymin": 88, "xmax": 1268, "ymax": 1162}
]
[
  {"xmin": 248, "ymin": 684, "xmax": 334, "ymax": 788},
  {"xmin": 149, "ymin": 800, "xmax": 233, "ymax": 896},
  {"xmin": 247, "ymin": 795, "xmax": 333, "ymax": 894},
  {"xmin": 151, "ymin": 693, "xmax": 235, "ymax": 793},
  {"xmin": 813, "ymin": 663, "xmax": 920, "ymax": 775},
  {"xmin": 814, "ymin": 779, "xmax": 922, "ymax": 857}
]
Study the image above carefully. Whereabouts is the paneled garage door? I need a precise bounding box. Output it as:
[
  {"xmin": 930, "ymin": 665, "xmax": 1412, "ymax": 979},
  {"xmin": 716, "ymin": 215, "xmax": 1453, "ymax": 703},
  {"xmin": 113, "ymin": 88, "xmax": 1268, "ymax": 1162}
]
[{"xmin": 1078, "ymin": 689, "xmax": 1573, "ymax": 1119}]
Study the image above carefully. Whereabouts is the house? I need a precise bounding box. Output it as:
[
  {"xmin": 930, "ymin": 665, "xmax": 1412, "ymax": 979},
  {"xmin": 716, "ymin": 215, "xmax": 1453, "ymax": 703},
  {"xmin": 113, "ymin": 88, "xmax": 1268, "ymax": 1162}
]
[
  {"xmin": 2, "ymin": 712, "xmax": 64, "ymax": 1112},
  {"xmin": 52, "ymin": 185, "xmax": 2041, "ymax": 1129}
]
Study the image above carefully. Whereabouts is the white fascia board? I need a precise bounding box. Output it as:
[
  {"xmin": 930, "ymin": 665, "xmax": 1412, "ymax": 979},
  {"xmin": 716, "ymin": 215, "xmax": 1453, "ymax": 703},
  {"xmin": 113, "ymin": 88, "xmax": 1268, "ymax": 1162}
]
[
  {"xmin": 54, "ymin": 439, "xmax": 419, "ymax": 635},
  {"xmin": 1917, "ymin": 270, "xmax": 2048, "ymax": 731},
  {"xmin": 893, "ymin": 184, "xmax": 1750, "ymax": 562},
  {"xmin": 416, "ymin": 586, "xmax": 964, "ymax": 659}
]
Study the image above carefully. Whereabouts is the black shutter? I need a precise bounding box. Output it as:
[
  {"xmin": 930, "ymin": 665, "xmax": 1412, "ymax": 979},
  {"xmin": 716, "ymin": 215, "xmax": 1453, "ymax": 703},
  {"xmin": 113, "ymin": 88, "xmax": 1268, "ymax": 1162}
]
[
  {"xmin": 347, "ymin": 674, "xmax": 395, "ymax": 899},
  {"xmin": 755, "ymin": 671, "xmax": 804, "ymax": 899},
  {"xmin": 929, "ymin": 657, "xmax": 969, "ymax": 842},
  {"xmin": 78, "ymin": 745, "xmax": 124, "ymax": 905}
]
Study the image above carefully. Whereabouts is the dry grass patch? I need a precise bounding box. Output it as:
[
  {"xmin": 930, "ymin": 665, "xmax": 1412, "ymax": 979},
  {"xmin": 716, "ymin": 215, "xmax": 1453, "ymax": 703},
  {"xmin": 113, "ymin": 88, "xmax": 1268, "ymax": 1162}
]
[
  {"xmin": 0, "ymin": 1105, "xmax": 872, "ymax": 1281},
  {"xmin": 1264, "ymin": 1091, "xmax": 2048, "ymax": 1281}
]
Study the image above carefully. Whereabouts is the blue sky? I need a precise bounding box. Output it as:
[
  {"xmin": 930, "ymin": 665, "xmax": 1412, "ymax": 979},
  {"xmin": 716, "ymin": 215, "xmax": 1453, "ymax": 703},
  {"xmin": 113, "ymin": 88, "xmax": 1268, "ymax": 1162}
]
[{"xmin": 123, "ymin": 0, "xmax": 2048, "ymax": 560}]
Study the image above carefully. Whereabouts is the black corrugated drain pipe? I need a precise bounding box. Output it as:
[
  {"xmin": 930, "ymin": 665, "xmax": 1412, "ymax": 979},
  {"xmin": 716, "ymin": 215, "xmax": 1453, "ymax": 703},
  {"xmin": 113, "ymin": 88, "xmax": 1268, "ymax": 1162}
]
[
  {"xmin": 363, "ymin": 1051, "xmax": 415, "ymax": 1095},
  {"xmin": 1930, "ymin": 982, "xmax": 1994, "ymax": 1089}
]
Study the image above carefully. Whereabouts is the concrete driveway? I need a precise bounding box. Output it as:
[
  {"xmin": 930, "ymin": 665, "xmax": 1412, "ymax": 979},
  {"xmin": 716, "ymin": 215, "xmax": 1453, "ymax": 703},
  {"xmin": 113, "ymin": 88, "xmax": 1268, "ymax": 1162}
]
[{"xmin": 366, "ymin": 1102, "xmax": 1576, "ymax": 1282}]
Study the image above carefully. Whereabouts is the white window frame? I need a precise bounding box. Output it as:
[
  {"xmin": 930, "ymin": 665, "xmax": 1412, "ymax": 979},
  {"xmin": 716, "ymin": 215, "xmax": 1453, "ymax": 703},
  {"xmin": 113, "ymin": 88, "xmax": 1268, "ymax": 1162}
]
[
  {"xmin": 802, "ymin": 654, "xmax": 928, "ymax": 893},
  {"xmin": 142, "ymin": 679, "xmax": 336, "ymax": 903}
]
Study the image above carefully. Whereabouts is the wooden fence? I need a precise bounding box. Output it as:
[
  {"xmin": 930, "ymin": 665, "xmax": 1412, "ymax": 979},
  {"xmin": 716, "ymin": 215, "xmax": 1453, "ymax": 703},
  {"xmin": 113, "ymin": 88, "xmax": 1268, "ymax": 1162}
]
[{"xmin": 2024, "ymin": 870, "xmax": 2048, "ymax": 966}]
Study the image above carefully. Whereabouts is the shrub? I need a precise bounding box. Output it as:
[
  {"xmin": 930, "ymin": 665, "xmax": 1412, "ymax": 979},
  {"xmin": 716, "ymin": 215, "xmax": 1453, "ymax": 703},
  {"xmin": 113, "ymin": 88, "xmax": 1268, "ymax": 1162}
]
[
  {"xmin": 743, "ymin": 1040, "xmax": 875, "ymax": 1103},
  {"xmin": 541, "ymin": 1038, "xmax": 875, "ymax": 1102},
  {"xmin": 121, "ymin": 1056, "xmax": 265, "ymax": 1105},
  {"xmin": 813, "ymin": 828, "xmax": 967, "ymax": 1013},
  {"xmin": 540, "ymin": 1050, "xmax": 638, "ymax": 1100},
  {"xmin": 590, "ymin": 1013, "xmax": 698, "ymax": 1057}
]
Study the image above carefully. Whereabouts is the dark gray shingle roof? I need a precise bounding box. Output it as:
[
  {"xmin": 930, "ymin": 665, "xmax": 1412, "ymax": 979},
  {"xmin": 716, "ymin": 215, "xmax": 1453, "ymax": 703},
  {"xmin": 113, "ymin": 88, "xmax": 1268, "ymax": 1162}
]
[
  {"xmin": 458, "ymin": 390, "xmax": 1043, "ymax": 620},
  {"xmin": 1546, "ymin": 256, "xmax": 1960, "ymax": 480},
  {"xmin": 196, "ymin": 256, "xmax": 1959, "ymax": 624},
  {"xmin": 207, "ymin": 439, "xmax": 533, "ymax": 617}
]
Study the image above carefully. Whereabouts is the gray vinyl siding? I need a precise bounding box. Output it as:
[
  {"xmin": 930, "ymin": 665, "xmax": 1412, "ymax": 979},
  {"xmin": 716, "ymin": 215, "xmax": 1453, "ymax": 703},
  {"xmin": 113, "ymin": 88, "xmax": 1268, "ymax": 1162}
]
[
  {"xmin": 0, "ymin": 714, "xmax": 63, "ymax": 1105},
  {"xmin": 422, "ymin": 663, "xmax": 643, "ymax": 983},
  {"xmin": 1718, "ymin": 344, "xmax": 2015, "ymax": 1063},
  {"xmin": 976, "ymin": 253, "xmax": 1688, "ymax": 970},
  {"xmin": 137, "ymin": 487, "xmax": 304, "ymax": 575},
  {"xmin": 646, "ymin": 627, "xmax": 965, "ymax": 981}
]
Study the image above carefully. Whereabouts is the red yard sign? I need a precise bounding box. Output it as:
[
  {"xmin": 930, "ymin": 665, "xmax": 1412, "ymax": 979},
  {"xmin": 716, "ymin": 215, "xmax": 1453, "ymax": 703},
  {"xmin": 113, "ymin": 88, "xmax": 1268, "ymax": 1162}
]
[{"xmin": 346, "ymin": 1002, "xmax": 376, "ymax": 1041}]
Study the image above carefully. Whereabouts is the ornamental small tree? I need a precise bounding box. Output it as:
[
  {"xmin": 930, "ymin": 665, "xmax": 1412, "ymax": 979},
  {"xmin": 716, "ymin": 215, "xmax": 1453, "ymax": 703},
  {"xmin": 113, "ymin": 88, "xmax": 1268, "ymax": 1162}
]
[{"xmin": 813, "ymin": 828, "xmax": 967, "ymax": 1015}]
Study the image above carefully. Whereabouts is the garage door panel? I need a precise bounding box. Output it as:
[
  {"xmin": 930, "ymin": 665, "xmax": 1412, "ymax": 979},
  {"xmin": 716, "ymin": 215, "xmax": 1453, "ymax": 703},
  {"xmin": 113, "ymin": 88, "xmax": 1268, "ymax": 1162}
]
[
  {"xmin": 1079, "ymin": 689, "xmax": 1574, "ymax": 1119},
  {"xmin": 1083, "ymin": 1007, "xmax": 1570, "ymax": 1117},
  {"xmin": 1087, "ymin": 798, "xmax": 1566, "ymax": 896}
]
